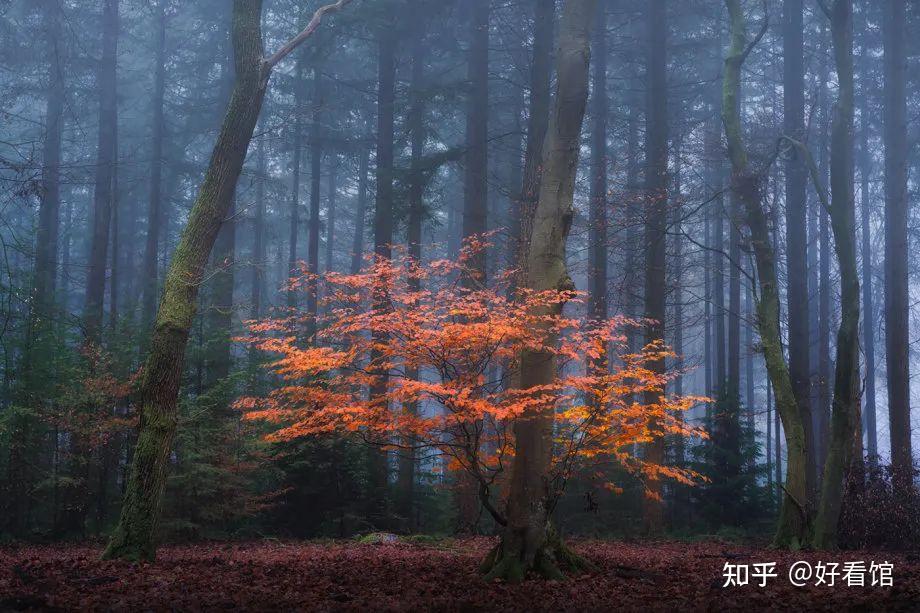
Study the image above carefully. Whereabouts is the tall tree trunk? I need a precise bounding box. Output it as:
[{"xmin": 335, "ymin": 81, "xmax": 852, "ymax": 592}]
[
  {"xmin": 882, "ymin": 0, "xmax": 911, "ymax": 488},
  {"xmin": 814, "ymin": 0, "xmax": 861, "ymax": 550},
  {"xmin": 642, "ymin": 0, "xmax": 667, "ymax": 535},
  {"xmin": 103, "ymin": 0, "xmax": 352, "ymax": 561},
  {"xmin": 782, "ymin": 0, "xmax": 814, "ymax": 494},
  {"xmin": 366, "ymin": 22, "xmax": 397, "ymax": 527},
  {"xmin": 454, "ymin": 0, "xmax": 490, "ymax": 534},
  {"xmin": 324, "ymin": 157, "xmax": 337, "ymax": 274},
  {"xmin": 143, "ymin": 0, "xmax": 167, "ymax": 331},
  {"xmin": 722, "ymin": 0, "xmax": 809, "ymax": 548},
  {"xmin": 483, "ymin": 0, "xmax": 595, "ymax": 582},
  {"xmin": 350, "ymin": 144, "xmax": 369, "ymax": 275},
  {"xmin": 8, "ymin": 0, "xmax": 65, "ymax": 536},
  {"xmin": 857, "ymin": 36, "xmax": 877, "ymax": 464},
  {"xmin": 398, "ymin": 11, "xmax": 425, "ymax": 530},
  {"xmin": 588, "ymin": 0, "xmax": 607, "ymax": 329},
  {"xmin": 513, "ymin": 0, "xmax": 553, "ymax": 277},
  {"xmin": 287, "ymin": 58, "xmax": 305, "ymax": 308},
  {"xmin": 306, "ymin": 67, "xmax": 323, "ymax": 339},
  {"xmin": 84, "ymin": 0, "xmax": 119, "ymax": 346},
  {"xmin": 815, "ymin": 25, "xmax": 831, "ymax": 482}
]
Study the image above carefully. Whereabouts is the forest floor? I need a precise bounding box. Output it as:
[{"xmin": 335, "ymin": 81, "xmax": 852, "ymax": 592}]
[{"xmin": 2, "ymin": 537, "xmax": 920, "ymax": 611}]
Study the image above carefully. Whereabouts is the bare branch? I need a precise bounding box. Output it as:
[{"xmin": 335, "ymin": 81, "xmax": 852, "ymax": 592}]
[
  {"xmin": 263, "ymin": 0, "xmax": 353, "ymax": 73},
  {"xmin": 740, "ymin": 0, "xmax": 769, "ymax": 64}
]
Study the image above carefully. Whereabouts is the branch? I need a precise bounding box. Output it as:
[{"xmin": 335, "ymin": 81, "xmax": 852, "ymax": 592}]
[
  {"xmin": 815, "ymin": 0, "xmax": 832, "ymax": 20},
  {"xmin": 740, "ymin": 0, "xmax": 769, "ymax": 65},
  {"xmin": 262, "ymin": 0, "xmax": 353, "ymax": 73},
  {"xmin": 778, "ymin": 135, "xmax": 831, "ymax": 216}
]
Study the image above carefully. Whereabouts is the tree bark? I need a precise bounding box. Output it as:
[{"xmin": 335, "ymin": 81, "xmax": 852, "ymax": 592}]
[
  {"xmin": 782, "ymin": 0, "xmax": 814, "ymax": 493},
  {"xmin": 103, "ymin": 0, "xmax": 352, "ymax": 561},
  {"xmin": 366, "ymin": 22, "xmax": 397, "ymax": 527},
  {"xmin": 142, "ymin": 1, "xmax": 167, "ymax": 331},
  {"xmin": 350, "ymin": 144, "xmax": 369, "ymax": 275},
  {"xmin": 814, "ymin": 0, "xmax": 861, "ymax": 550},
  {"xmin": 398, "ymin": 10, "xmax": 426, "ymax": 530},
  {"xmin": 857, "ymin": 34, "xmax": 877, "ymax": 463},
  {"xmin": 84, "ymin": 0, "xmax": 119, "ymax": 345},
  {"xmin": 722, "ymin": 0, "xmax": 809, "ymax": 548},
  {"xmin": 642, "ymin": 0, "xmax": 667, "ymax": 535},
  {"xmin": 483, "ymin": 0, "xmax": 595, "ymax": 582},
  {"xmin": 512, "ymin": 0, "xmax": 553, "ymax": 278},
  {"xmin": 588, "ymin": 1, "xmax": 607, "ymax": 328},
  {"xmin": 287, "ymin": 57, "xmax": 305, "ymax": 309},
  {"xmin": 306, "ymin": 67, "xmax": 323, "ymax": 339}
]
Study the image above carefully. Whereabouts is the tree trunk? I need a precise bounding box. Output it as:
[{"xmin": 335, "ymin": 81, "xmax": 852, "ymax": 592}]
[
  {"xmin": 882, "ymin": 0, "xmax": 911, "ymax": 488},
  {"xmin": 483, "ymin": 0, "xmax": 595, "ymax": 582},
  {"xmin": 306, "ymin": 67, "xmax": 323, "ymax": 339},
  {"xmin": 722, "ymin": 0, "xmax": 809, "ymax": 548},
  {"xmin": 398, "ymin": 11, "xmax": 426, "ymax": 530},
  {"xmin": 350, "ymin": 144, "xmax": 369, "ymax": 275},
  {"xmin": 642, "ymin": 0, "xmax": 667, "ymax": 535},
  {"xmin": 103, "ymin": 0, "xmax": 268, "ymax": 561},
  {"xmin": 857, "ymin": 35, "xmax": 877, "ymax": 463},
  {"xmin": 366, "ymin": 23, "xmax": 397, "ymax": 527},
  {"xmin": 814, "ymin": 0, "xmax": 861, "ymax": 550},
  {"xmin": 512, "ymin": 0, "xmax": 553, "ymax": 278},
  {"xmin": 84, "ymin": 0, "xmax": 119, "ymax": 345},
  {"xmin": 324, "ymin": 157, "xmax": 337, "ymax": 274},
  {"xmin": 287, "ymin": 57, "xmax": 305, "ymax": 309},
  {"xmin": 588, "ymin": 0, "xmax": 607, "ymax": 329},
  {"xmin": 782, "ymin": 0, "xmax": 813, "ymax": 492},
  {"xmin": 143, "ymin": 0, "xmax": 167, "ymax": 332}
]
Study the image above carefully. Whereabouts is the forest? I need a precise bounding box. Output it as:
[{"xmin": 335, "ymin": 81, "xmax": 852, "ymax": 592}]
[{"xmin": 1, "ymin": 0, "xmax": 920, "ymax": 609}]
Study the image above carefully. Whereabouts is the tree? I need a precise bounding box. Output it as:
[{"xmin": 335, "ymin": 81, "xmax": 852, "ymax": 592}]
[
  {"xmin": 782, "ymin": 0, "xmax": 813, "ymax": 495},
  {"xmin": 882, "ymin": 0, "xmax": 912, "ymax": 490},
  {"xmin": 241, "ymin": 240, "xmax": 700, "ymax": 579},
  {"xmin": 484, "ymin": 0, "xmax": 596, "ymax": 580},
  {"xmin": 83, "ymin": 0, "xmax": 119, "ymax": 346},
  {"xmin": 813, "ymin": 0, "xmax": 861, "ymax": 550},
  {"xmin": 722, "ymin": 0, "xmax": 809, "ymax": 547},
  {"xmin": 142, "ymin": 0, "xmax": 168, "ymax": 331},
  {"xmin": 103, "ymin": 0, "xmax": 353, "ymax": 562},
  {"xmin": 642, "ymin": 0, "xmax": 667, "ymax": 534}
]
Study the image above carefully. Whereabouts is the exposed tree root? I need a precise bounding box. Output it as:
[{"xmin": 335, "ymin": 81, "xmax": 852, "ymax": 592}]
[{"xmin": 481, "ymin": 528, "xmax": 596, "ymax": 583}]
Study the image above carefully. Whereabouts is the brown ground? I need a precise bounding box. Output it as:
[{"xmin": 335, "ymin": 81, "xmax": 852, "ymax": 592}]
[{"xmin": 2, "ymin": 538, "xmax": 919, "ymax": 611}]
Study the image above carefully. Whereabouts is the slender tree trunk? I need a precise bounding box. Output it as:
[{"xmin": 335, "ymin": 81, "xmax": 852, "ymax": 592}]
[
  {"xmin": 454, "ymin": 0, "xmax": 490, "ymax": 533},
  {"xmin": 8, "ymin": 0, "xmax": 65, "ymax": 536},
  {"xmin": 287, "ymin": 58, "xmax": 305, "ymax": 308},
  {"xmin": 642, "ymin": 0, "xmax": 668, "ymax": 535},
  {"xmin": 350, "ymin": 144, "xmax": 369, "ymax": 275},
  {"xmin": 306, "ymin": 67, "xmax": 323, "ymax": 339},
  {"xmin": 366, "ymin": 23, "xmax": 397, "ymax": 527},
  {"xmin": 483, "ymin": 0, "xmax": 596, "ymax": 582},
  {"xmin": 324, "ymin": 157, "xmax": 337, "ymax": 274},
  {"xmin": 588, "ymin": 0, "xmax": 607, "ymax": 328},
  {"xmin": 398, "ymin": 12, "xmax": 425, "ymax": 530},
  {"xmin": 104, "ymin": 0, "xmax": 272, "ymax": 561},
  {"xmin": 857, "ymin": 43, "xmax": 877, "ymax": 463},
  {"xmin": 84, "ymin": 0, "xmax": 119, "ymax": 345},
  {"xmin": 814, "ymin": 0, "xmax": 861, "ymax": 549},
  {"xmin": 513, "ymin": 0, "xmax": 553, "ymax": 277},
  {"xmin": 882, "ymin": 0, "xmax": 911, "ymax": 488},
  {"xmin": 143, "ymin": 0, "xmax": 167, "ymax": 331},
  {"xmin": 783, "ymin": 0, "xmax": 814, "ymax": 494},
  {"xmin": 722, "ymin": 0, "xmax": 809, "ymax": 548}
]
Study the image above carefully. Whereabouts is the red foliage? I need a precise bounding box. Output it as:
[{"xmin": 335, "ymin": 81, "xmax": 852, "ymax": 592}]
[
  {"xmin": 2, "ymin": 540, "xmax": 918, "ymax": 610},
  {"xmin": 239, "ymin": 238, "xmax": 706, "ymax": 499}
]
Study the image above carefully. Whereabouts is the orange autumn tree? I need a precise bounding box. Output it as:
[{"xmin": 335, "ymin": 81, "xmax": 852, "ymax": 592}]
[{"xmin": 239, "ymin": 237, "xmax": 704, "ymax": 532}]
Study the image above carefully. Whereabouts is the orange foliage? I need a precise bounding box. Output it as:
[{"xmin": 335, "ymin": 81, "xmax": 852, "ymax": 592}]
[{"xmin": 239, "ymin": 239, "xmax": 706, "ymax": 498}]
